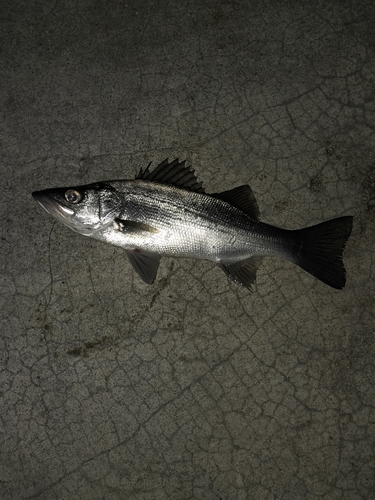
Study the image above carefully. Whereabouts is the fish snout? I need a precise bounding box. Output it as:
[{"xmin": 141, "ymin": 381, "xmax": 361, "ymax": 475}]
[{"xmin": 32, "ymin": 190, "xmax": 74, "ymax": 219}]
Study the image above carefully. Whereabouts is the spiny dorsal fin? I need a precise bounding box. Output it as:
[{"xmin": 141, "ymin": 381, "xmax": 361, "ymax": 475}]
[
  {"xmin": 136, "ymin": 158, "xmax": 205, "ymax": 193},
  {"xmin": 219, "ymin": 256, "xmax": 263, "ymax": 290},
  {"xmin": 211, "ymin": 185, "xmax": 260, "ymax": 220}
]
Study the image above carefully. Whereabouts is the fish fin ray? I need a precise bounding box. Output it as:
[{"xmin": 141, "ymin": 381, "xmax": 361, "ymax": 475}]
[
  {"xmin": 137, "ymin": 161, "xmax": 153, "ymax": 179},
  {"xmin": 126, "ymin": 250, "xmax": 161, "ymax": 284},
  {"xmin": 211, "ymin": 185, "xmax": 260, "ymax": 220},
  {"xmin": 293, "ymin": 216, "xmax": 353, "ymax": 289},
  {"xmin": 136, "ymin": 158, "xmax": 205, "ymax": 193},
  {"xmin": 219, "ymin": 256, "xmax": 263, "ymax": 290}
]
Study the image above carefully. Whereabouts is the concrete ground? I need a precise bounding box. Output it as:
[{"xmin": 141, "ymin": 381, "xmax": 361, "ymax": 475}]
[{"xmin": 1, "ymin": 1, "xmax": 374, "ymax": 499}]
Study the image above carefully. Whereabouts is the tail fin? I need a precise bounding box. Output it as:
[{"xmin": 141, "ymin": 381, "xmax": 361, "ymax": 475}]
[{"xmin": 294, "ymin": 216, "xmax": 353, "ymax": 289}]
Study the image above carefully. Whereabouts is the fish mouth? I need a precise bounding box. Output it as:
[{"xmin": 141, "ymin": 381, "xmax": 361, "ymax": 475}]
[{"xmin": 32, "ymin": 191, "xmax": 74, "ymax": 221}]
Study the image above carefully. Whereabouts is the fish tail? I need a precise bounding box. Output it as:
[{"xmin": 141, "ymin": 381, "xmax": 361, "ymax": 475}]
[{"xmin": 293, "ymin": 216, "xmax": 353, "ymax": 289}]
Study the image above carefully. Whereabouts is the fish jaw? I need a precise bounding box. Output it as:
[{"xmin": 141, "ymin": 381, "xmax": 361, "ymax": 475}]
[{"xmin": 33, "ymin": 190, "xmax": 75, "ymax": 225}]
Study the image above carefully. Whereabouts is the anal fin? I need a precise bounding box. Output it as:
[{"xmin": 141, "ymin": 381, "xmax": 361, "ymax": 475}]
[{"xmin": 219, "ymin": 256, "xmax": 263, "ymax": 289}]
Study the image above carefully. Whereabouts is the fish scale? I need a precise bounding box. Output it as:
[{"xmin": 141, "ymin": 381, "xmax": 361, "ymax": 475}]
[{"xmin": 112, "ymin": 182, "xmax": 276, "ymax": 259}]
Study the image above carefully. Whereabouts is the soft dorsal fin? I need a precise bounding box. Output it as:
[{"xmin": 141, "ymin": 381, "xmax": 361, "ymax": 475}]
[
  {"xmin": 219, "ymin": 256, "xmax": 263, "ymax": 290},
  {"xmin": 136, "ymin": 158, "xmax": 205, "ymax": 193},
  {"xmin": 211, "ymin": 185, "xmax": 260, "ymax": 220}
]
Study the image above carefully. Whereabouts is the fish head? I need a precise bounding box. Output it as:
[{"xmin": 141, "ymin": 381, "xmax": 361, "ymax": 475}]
[{"xmin": 32, "ymin": 183, "xmax": 120, "ymax": 235}]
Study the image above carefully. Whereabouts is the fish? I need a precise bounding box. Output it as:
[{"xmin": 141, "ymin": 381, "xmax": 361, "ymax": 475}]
[{"xmin": 32, "ymin": 158, "xmax": 353, "ymax": 290}]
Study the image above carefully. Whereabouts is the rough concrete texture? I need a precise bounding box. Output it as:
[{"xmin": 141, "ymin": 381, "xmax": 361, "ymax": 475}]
[{"xmin": 1, "ymin": 1, "xmax": 375, "ymax": 499}]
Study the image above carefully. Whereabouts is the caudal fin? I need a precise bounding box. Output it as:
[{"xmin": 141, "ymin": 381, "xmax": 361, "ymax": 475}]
[{"xmin": 294, "ymin": 216, "xmax": 353, "ymax": 289}]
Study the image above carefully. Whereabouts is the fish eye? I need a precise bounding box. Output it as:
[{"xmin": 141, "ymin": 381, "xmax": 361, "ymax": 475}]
[{"xmin": 65, "ymin": 189, "xmax": 82, "ymax": 204}]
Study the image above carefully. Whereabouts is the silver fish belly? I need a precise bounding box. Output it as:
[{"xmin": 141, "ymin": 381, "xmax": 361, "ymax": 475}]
[{"xmin": 32, "ymin": 158, "xmax": 353, "ymax": 289}]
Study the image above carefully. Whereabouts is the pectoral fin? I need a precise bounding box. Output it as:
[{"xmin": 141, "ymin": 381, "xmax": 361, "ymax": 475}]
[
  {"xmin": 219, "ymin": 256, "xmax": 263, "ymax": 289},
  {"xmin": 116, "ymin": 219, "xmax": 159, "ymax": 233},
  {"xmin": 126, "ymin": 250, "xmax": 161, "ymax": 284}
]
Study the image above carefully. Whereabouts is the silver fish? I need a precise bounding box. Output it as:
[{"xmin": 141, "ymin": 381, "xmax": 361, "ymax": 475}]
[{"xmin": 32, "ymin": 159, "xmax": 353, "ymax": 289}]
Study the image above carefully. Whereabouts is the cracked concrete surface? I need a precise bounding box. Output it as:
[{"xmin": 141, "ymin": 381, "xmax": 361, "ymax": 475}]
[{"xmin": 1, "ymin": 1, "xmax": 375, "ymax": 499}]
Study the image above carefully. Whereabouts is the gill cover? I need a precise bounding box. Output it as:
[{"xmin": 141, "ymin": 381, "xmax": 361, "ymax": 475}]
[
  {"xmin": 98, "ymin": 186, "xmax": 120, "ymax": 227},
  {"xmin": 71, "ymin": 185, "xmax": 120, "ymax": 234}
]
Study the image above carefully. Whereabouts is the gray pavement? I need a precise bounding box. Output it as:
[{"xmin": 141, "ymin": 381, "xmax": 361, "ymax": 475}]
[{"xmin": 1, "ymin": 1, "xmax": 374, "ymax": 499}]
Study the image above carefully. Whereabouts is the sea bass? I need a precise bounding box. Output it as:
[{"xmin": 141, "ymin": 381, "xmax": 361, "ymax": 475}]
[{"xmin": 32, "ymin": 159, "xmax": 353, "ymax": 290}]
